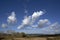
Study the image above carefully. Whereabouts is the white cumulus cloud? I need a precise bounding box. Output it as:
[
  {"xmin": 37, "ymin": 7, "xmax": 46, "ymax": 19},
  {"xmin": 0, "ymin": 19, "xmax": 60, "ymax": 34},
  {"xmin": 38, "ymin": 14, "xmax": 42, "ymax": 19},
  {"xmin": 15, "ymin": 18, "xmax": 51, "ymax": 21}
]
[
  {"xmin": 38, "ymin": 19, "xmax": 50, "ymax": 27},
  {"xmin": 17, "ymin": 10, "xmax": 45, "ymax": 29},
  {"xmin": 7, "ymin": 11, "xmax": 17, "ymax": 24},
  {"xmin": 22, "ymin": 16, "xmax": 31, "ymax": 25},
  {"xmin": 32, "ymin": 11, "xmax": 44, "ymax": 19},
  {"xmin": 31, "ymin": 11, "xmax": 44, "ymax": 24},
  {"xmin": 17, "ymin": 16, "xmax": 31, "ymax": 29},
  {"xmin": 32, "ymin": 19, "xmax": 50, "ymax": 28}
]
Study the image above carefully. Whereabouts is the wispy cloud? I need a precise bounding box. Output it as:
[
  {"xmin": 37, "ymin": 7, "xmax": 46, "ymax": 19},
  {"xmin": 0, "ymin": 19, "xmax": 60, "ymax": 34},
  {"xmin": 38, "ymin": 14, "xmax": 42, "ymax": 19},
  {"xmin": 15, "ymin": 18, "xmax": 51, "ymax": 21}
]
[
  {"xmin": 43, "ymin": 22, "xmax": 60, "ymax": 34},
  {"xmin": 2, "ymin": 23, "xmax": 7, "ymax": 28},
  {"xmin": 48, "ymin": 22, "xmax": 60, "ymax": 31},
  {"xmin": 39, "ymin": 20, "xmax": 60, "ymax": 34},
  {"xmin": 24, "ymin": 9, "xmax": 28, "ymax": 14}
]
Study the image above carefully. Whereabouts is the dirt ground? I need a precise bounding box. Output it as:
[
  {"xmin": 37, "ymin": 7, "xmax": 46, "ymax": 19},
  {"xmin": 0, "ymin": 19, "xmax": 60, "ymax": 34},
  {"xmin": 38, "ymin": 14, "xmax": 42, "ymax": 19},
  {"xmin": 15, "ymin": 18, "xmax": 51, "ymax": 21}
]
[
  {"xmin": 14, "ymin": 37, "xmax": 47, "ymax": 40},
  {"xmin": 1, "ymin": 37, "xmax": 60, "ymax": 40}
]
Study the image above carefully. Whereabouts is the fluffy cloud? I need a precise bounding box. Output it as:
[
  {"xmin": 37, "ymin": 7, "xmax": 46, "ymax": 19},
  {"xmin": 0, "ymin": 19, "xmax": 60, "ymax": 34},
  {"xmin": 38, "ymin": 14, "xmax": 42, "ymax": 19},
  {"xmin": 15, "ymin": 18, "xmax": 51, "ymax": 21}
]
[
  {"xmin": 7, "ymin": 12, "xmax": 17, "ymax": 24},
  {"xmin": 32, "ymin": 11, "xmax": 44, "ymax": 19},
  {"xmin": 32, "ymin": 19, "xmax": 50, "ymax": 28},
  {"xmin": 1, "ymin": 11, "xmax": 17, "ymax": 28},
  {"xmin": 17, "ymin": 11, "xmax": 45, "ymax": 29},
  {"xmin": 31, "ymin": 11, "xmax": 44, "ymax": 24},
  {"xmin": 2, "ymin": 23, "xmax": 7, "ymax": 28},
  {"xmin": 17, "ymin": 16, "xmax": 31, "ymax": 29},
  {"xmin": 22, "ymin": 16, "xmax": 31, "ymax": 25},
  {"xmin": 38, "ymin": 19, "xmax": 50, "ymax": 27}
]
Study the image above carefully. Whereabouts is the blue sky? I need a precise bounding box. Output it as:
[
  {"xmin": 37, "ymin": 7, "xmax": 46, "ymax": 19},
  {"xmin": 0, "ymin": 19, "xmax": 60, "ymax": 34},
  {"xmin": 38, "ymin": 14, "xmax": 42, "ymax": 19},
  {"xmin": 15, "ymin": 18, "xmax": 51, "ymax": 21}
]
[{"xmin": 0, "ymin": 0, "xmax": 60, "ymax": 34}]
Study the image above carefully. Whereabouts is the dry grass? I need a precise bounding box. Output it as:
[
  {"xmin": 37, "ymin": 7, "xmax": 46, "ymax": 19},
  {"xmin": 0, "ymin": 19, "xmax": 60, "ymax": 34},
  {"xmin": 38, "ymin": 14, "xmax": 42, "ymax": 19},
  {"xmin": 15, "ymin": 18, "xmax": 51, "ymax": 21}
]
[
  {"xmin": 14, "ymin": 37, "xmax": 46, "ymax": 40},
  {"xmin": 1, "ymin": 36, "xmax": 60, "ymax": 40}
]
